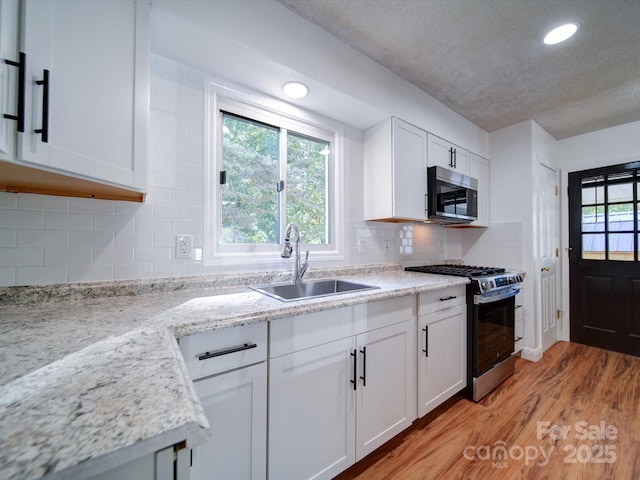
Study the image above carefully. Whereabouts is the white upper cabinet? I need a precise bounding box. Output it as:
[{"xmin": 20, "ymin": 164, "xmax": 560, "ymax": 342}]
[
  {"xmin": 0, "ymin": 0, "xmax": 19, "ymax": 161},
  {"xmin": 468, "ymin": 153, "xmax": 490, "ymax": 227},
  {"xmin": 1, "ymin": 0, "xmax": 148, "ymax": 200},
  {"xmin": 364, "ymin": 117, "xmax": 427, "ymax": 222},
  {"xmin": 427, "ymin": 133, "xmax": 469, "ymax": 174}
]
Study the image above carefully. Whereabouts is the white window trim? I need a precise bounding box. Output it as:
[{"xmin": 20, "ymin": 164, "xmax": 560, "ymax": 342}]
[{"xmin": 203, "ymin": 76, "xmax": 344, "ymax": 267}]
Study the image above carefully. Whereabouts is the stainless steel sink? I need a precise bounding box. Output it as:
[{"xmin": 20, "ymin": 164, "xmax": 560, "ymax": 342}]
[{"xmin": 250, "ymin": 279, "xmax": 378, "ymax": 302}]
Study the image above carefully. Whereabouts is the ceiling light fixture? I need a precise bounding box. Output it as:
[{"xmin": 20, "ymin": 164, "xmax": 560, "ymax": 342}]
[
  {"xmin": 543, "ymin": 22, "xmax": 579, "ymax": 45},
  {"xmin": 282, "ymin": 81, "xmax": 309, "ymax": 98}
]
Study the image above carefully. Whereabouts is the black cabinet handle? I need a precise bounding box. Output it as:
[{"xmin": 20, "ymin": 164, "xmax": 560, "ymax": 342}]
[
  {"xmin": 359, "ymin": 346, "xmax": 367, "ymax": 386},
  {"xmin": 453, "ymin": 148, "xmax": 457, "ymax": 168},
  {"xmin": 350, "ymin": 349, "xmax": 357, "ymax": 390},
  {"xmin": 448, "ymin": 147, "xmax": 454, "ymax": 168},
  {"xmin": 439, "ymin": 295, "xmax": 456, "ymax": 301},
  {"xmin": 3, "ymin": 52, "xmax": 26, "ymax": 132},
  {"xmin": 197, "ymin": 342, "xmax": 257, "ymax": 361},
  {"xmin": 422, "ymin": 326, "xmax": 429, "ymax": 357},
  {"xmin": 34, "ymin": 69, "xmax": 49, "ymax": 143}
]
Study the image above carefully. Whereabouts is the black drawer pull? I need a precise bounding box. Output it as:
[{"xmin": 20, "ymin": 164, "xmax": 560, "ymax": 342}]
[
  {"xmin": 515, "ymin": 305, "xmax": 523, "ymax": 309},
  {"xmin": 439, "ymin": 295, "xmax": 456, "ymax": 301},
  {"xmin": 197, "ymin": 342, "xmax": 257, "ymax": 361}
]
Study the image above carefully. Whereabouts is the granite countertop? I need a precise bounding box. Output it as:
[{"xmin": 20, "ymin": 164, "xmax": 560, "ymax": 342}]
[{"xmin": 0, "ymin": 265, "xmax": 468, "ymax": 480}]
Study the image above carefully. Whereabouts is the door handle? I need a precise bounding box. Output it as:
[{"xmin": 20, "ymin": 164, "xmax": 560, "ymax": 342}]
[
  {"xmin": 350, "ymin": 349, "xmax": 357, "ymax": 391},
  {"xmin": 34, "ymin": 69, "xmax": 50, "ymax": 143},
  {"xmin": 541, "ymin": 266, "xmax": 550, "ymax": 272},
  {"xmin": 3, "ymin": 52, "xmax": 26, "ymax": 132},
  {"xmin": 359, "ymin": 346, "xmax": 367, "ymax": 386},
  {"xmin": 422, "ymin": 326, "xmax": 429, "ymax": 357}
]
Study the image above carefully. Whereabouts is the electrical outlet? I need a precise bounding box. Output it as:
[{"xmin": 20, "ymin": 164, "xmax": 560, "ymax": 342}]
[{"xmin": 175, "ymin": 235, "xmax": 194, "ymax": 259}]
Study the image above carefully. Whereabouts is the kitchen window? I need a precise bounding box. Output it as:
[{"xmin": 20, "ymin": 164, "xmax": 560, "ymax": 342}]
[{"xmin": 204, "ymin": 81, "xmax": 343, "ymax": 265}]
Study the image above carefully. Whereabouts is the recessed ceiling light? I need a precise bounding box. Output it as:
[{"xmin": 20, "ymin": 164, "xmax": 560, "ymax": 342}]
[
  {"xmin": 543, "ymin": 22, "xmax": 579, "ymax": 45},
  {"xmin": 282, "ymin": 81, "xmax": 309, "ymax": 98}
]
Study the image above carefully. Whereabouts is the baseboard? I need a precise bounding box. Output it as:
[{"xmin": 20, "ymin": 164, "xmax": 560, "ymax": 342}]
[{"xmin": 520, "ymin": 346, "xmax": 543, "ymax": 362}]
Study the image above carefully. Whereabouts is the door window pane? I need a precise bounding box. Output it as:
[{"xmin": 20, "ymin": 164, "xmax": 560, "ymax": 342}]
[
  {"xmin": 607, "ymin": 204, "xmax": 634, "ymax": 231},
  {"xmin": 221, "ymin": 114, "xmax": 279, "ymax": 244},
  {"xmin": 582, "ymin": 234, "xmax": 605, "ymax": 260},
  {"xmin": 608, "ymin": 233, "xmax": 634, "ymax": 261},
  {"xmin": 582, "ymin": 206, "xmax": 605, "ymax": 232},
  {"xmin": 608, "ymin": 183, "xmax": 633, "ymax": 203}
]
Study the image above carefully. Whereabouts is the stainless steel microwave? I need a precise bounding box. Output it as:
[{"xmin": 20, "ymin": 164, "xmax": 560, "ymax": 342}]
[{"xmin": 426, "ymin": 166, "xmax": 478, "ymax": 224}]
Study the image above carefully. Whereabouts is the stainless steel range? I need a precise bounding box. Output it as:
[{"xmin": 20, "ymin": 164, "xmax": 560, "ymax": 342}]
[{"xmin": 406, "ymin": 264, "xmax": 524, "ymax": 401}]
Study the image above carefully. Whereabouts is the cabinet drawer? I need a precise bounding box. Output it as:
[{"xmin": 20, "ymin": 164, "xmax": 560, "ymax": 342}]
[
  {"xmin": 418, "ymin": 285, "xmax": 466, "ymax": 315},
  {"xmin": 270, "ymin": 306, "xmax": 355, "ymax": 358},
  {"xmin": 356, "ymin": 295, "xmax": 416, "ymax": 333},
  {"xmin": 180, "ymin": 322, "xmax": 267, "ymax": 380}
]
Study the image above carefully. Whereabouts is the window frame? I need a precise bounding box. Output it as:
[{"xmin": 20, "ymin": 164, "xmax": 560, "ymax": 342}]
[{"xmin": 203, "ymin": 78, "xmax": 344, "ymax": 267}]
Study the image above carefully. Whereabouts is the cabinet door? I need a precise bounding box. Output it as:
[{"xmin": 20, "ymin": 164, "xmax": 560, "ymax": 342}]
[
  {"xmin": 19, "ymin": 0, "xmax": 148, "ymax": 191},
  {"xmin": 417, "ymin": 304, "xmax": 466, "ymax": 417},
  {"xmin": 192, "ymin": 363, "xmax": 267, "ymax": 480},
  {"xmin": 469, "ymin": 153, "xmax": 490, "ymax": 227},
  {"xmin": 269, "ymin": 338, "xmax": 355, "ymax": 480},
  {"xmin": 391, "ymin": 118, "xmax": 427, "ymax": 220},
  {"xmin": 427, "ymin": 133, "xmax": 469, "ymax": 173},
  {"xmin": 355, "ymin": 319, "xmax": 416, "ymax": 460},
  {"xmin": 0, "ymin": 0, "xmax": 19, "ymax": 161}
]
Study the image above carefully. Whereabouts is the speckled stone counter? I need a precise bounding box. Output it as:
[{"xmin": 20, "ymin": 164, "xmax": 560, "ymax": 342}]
[{"xmin": 0, "ymin": 264, "xmax": 468, "ymax": 480}]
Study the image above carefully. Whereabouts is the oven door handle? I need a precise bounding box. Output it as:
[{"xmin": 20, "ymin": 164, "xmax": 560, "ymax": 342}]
[{"xmin": 475, "ymin": 287, "xmax": 520, "ymax": 305}]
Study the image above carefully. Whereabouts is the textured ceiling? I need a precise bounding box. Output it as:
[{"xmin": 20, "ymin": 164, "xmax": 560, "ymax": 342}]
[{"xmin": 277, "ymin": 0, "xmax": 640, "ymax": 139}]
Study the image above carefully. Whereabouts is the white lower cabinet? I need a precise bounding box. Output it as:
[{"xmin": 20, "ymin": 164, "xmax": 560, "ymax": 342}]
[
  {"xmin": 269, "ymin": 337, "xmax": 355, "ymax": 480},
  {"xmin": 192, "ymin": 363, "xmax": 267, "ymax": 480},
  {"xmin": 179, "ymin": 323, "xmax": 268, "ymax": 480},
  {"xmin": 269, "ymin": 297, "xmax": 416, "ymax": 480},
  {"xmin": 355, "ymin": 320, "xmax": 415, "ymax": 459},
  {"xmin": 417, "ymin": 289, "xmax": 467, "ymax": 417}
]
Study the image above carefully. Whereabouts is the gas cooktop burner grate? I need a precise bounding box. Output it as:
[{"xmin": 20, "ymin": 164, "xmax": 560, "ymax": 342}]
[{"xmin": 405, "ymin": 264, "xmax": 506, "ymax": 277}]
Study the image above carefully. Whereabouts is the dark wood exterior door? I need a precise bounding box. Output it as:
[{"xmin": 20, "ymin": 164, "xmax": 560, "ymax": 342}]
[{"xmin": 568, "ymin": 162, "xmax": 640, "ymax": 357}]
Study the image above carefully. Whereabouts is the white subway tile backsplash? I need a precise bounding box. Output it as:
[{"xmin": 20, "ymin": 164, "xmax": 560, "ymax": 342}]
[
  {"xmin": 93, "ymin": 248, "xmax": 135, "ymax": 265},
  {"xmin": 153, "ymin": 262, "xmax": 187, "ymax": 277},
  {"xmin": 134, "ymin": 248, "xmax": 171, "ymax": 264},
  {"xmin": 45, "ymin": 212, "xmax": 93, "ymax": 231},
  {"xmin": 16, "ymin": 266, "xmax": 68, "ymax": 286},
  {"xmin": 45, "ymin": 248, "xmax": 92, "ymax": 266},
  {"xmin": 145, "ymin": 187, "xmax": 173, "ymax": 205},
  {"xmin": 114, "ymin": 263, "xmax": 154, "ymax": 280},
  {"xmin": 0, "ymin": 267, "xmax": 16, "ymax": 286},
  {"xmin": 17, "ymin": 229, "xmax": 70, "ymax": 248},
  {"xmin": 0, "ymin": 193, "xmax": 18, "ymax": 209},
  {"xmin": 171, "ymin": 220, "xmax": 201, "ymax": 234},
  {"xmin": 153, "ymin": 204, "xmax": 188, "ymax": 219},
  {"xmin": 0, "ymin": 248, "xmax": 44, "ymax": 266},
  {"xmin": 17, "ymin": 194, "xmax": 70, "ymax": 212},
  {"xmin": 170, "ymin": 190, "xmax": 201, "ymax": 206},
  {"xmin": 70, "ymin": 197, "xmax": 116, "ymax": 215},
  {"xmin": 70, "ymin": 231, "xmax": 115, "ymax": 249},
  {"xmin": 0, "ymin": 210, "xmax": 44, "ymax": 229},
  {"xmin": 69, "ymin": 264, "xmax": 114, "ymax": 283},
  {"xmin": 153, "ymin": 233, "xmax": 175, "ymax": 248},
  {"xmin": 115, "ymin": 232, "xmax": 153, "ymax": 248},
  {"xmin": 135, "ymin": 217, "xmax": 172, "ymax": 233},
  {"xmin": 151, "ymin": 173, "xmax": 189, "ymax": 191},
  {"xmin": 93, "ymin": 215, "xmax": 135, "ymax": 233},
  {"xmin": 115, "ymin": 201, "xmax": 153, "ymax": 217},
  {"xmin": 0, "ymin": 229, "xmax": 17, "ymax": 247}
]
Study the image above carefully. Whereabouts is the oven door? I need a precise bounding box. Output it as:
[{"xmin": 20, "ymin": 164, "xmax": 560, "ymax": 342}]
[{"xmin": 473, "ymin": 291, "xmax": 516, "ymax": 376}]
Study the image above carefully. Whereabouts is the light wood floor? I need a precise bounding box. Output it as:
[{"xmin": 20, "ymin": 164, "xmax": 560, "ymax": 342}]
[{"xmin": 335, "ymin": 341, "xmax": 640, "ymax": 479}]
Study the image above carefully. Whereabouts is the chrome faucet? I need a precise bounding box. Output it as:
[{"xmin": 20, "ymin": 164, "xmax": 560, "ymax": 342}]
[{"xmin": 281, "ymin": 223, "xmax": 309, "ymax": 283}]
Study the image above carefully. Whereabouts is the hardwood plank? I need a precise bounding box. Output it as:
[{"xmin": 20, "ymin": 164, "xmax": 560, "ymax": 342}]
[{"xmin": 334, "ymin": 341, "xmax": 640, "ymax": 480}]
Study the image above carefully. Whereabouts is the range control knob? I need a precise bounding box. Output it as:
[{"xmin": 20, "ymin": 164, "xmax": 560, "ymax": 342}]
[{"xmin": 481, "ymin": 281, "xmax": 488, "ymax": 291}]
